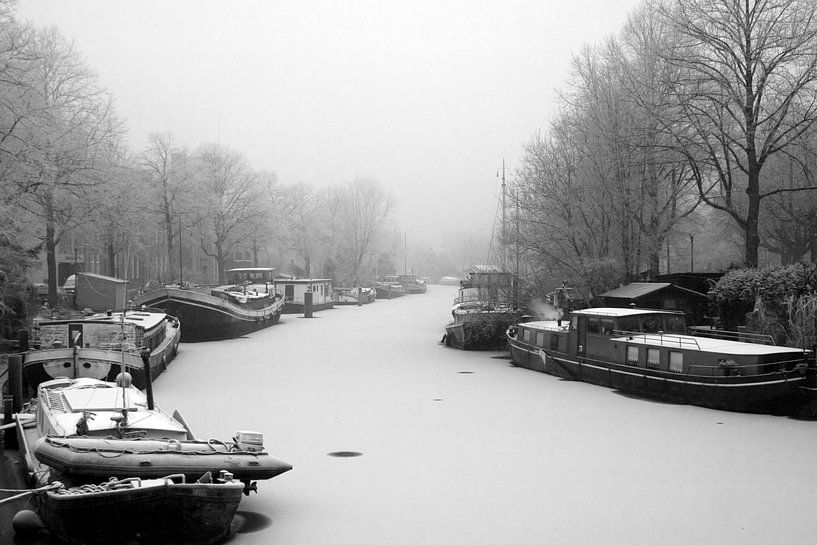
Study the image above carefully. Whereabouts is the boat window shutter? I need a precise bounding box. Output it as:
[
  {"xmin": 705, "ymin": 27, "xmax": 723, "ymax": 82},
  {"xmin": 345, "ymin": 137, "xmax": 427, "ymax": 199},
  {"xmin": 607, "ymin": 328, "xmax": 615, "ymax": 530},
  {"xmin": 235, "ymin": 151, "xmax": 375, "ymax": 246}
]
[
  {"xmin": 669, "ymin": 351, "xmax": 683, "ymax": 373},
  {"xmin": 647, "ymin": 349, "xmax": 660, "ymax": 369}
]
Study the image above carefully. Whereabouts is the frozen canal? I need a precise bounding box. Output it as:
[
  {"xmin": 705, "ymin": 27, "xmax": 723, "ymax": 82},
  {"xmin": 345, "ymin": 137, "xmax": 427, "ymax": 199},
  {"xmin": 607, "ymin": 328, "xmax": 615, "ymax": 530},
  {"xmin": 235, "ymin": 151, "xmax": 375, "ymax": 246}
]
[{"xmin": 149, "ymin": 284, "xmax": 817, "ymax": 545}]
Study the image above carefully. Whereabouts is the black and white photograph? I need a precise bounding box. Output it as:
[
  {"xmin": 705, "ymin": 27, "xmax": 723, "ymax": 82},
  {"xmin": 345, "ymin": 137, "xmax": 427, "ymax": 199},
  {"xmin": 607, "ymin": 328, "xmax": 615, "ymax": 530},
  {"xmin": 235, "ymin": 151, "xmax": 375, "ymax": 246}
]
[{"xmin": 2, "ymin": 0, "xmax": 817, "ymax": 543}]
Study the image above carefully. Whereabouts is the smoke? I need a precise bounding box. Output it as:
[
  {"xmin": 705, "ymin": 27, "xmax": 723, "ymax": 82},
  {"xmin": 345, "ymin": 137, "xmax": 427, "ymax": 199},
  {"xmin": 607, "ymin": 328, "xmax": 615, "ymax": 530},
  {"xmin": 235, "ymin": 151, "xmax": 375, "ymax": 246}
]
[{"xmin": 529, "ymin": 298, "xmax": 563, "ymax": 321}]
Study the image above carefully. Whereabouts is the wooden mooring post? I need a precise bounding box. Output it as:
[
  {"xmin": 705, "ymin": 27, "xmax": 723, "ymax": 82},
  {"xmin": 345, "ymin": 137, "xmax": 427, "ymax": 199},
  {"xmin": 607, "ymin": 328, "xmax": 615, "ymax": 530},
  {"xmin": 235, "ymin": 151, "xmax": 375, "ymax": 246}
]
[{"xmin": 3, "ymin": 355, "xmax": 23, "ymax": 449}]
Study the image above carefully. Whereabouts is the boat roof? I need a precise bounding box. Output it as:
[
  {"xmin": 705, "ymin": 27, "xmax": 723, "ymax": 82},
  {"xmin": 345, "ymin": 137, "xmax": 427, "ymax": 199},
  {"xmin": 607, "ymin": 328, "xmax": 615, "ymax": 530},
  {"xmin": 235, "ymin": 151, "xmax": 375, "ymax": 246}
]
[
  {"xmin": 518, "ymin": 319, "xmax": 803, "ymax": 355},
  {"xmin": 570, "ymin": 307, "xmax": 683, "ymax": 318},
  {"xmin": 85, "ymin": 309, "xmax": 167, "ymax": 330},
  {"xmin": 227, "ymin": 267, "xmax": 275, "ymax": 272},
  {"xmin": 600, "ymin": 283, "xmax": 672, "ymax": 298},
  {"xmin": 620, "ymin": 333, "xmax": 804, "ymax": 355},
  {"xmin": 40, "ymin": 309, "xmax": 167, "ymax": 330}
]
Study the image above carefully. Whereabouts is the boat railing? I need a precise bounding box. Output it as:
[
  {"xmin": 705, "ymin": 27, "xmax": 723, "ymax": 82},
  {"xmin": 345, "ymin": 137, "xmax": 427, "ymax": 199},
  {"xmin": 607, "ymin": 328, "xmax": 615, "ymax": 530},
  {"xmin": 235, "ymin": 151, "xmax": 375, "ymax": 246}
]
[
  {"xmin": 579, "ymin": 353, "xmax": 806, "ymax": 379},
  {"xmin": 686, "ymin": 357, "xmax": 807, "ymax": 377},
  {"xmin": 688, "ymin": 327, "xmax": 775, "ymax": 345},
  {"xmin": 614, "ymin": 330, "xmax": 701, "ymax": 349}
]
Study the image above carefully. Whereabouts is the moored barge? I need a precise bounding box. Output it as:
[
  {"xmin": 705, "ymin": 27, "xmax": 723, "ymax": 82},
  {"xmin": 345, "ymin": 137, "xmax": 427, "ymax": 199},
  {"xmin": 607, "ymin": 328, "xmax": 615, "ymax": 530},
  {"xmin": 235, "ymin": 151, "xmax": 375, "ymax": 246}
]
[{"xmin": 507, "ymin": 307, "xmax": 813, "ymax": 413}]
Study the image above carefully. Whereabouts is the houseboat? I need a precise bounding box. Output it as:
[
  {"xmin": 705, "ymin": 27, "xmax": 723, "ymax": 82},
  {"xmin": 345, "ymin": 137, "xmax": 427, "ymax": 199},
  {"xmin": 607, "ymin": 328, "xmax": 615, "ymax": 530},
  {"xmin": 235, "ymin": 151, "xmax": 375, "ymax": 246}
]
[
  {"xmin": 506, "ymin": 307, "xmax": 813, "ymax": 413},
  {"xmin": 398, "ymin": 273, "xmax": 427, "ymax": 294},
  {"xmin": 333, "ymin": 286, "xmax": 376, "ymax": 305},
  {"xmin": 134, "ymin": 267, "xmax": 284, "ymax": 342},
  {"xmin": 277, "ymin": 278, "xmax": 334, "ymax": 314},
  {"xmin": 444, "ymin": 266, "xmax": 523, "ymax": 350},
  {"xmin": 374, "ymin": 276, "xmax": 406, "ymax": 299},
  {"xmin": 24, "ymin": 307, "xmax": 180, "ymax": 390}
]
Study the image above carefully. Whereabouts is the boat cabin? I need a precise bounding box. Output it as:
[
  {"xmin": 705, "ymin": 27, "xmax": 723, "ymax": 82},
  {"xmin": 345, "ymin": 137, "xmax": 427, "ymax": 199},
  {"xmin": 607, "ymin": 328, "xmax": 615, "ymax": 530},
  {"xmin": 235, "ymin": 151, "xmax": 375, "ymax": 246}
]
[
  {"xmin": 226, "ymin": 267, "xmax": 276, "ymax": 285},
  {"xmin": 276, "ymin": 278, "xmax": 334, "ymax": 313},
  {"xmin": 456, "ymin": 265, "xmax": 515, "ymax": 304},
  {"xmin": 36, "ymin": 377, "xmax": 188, "ymax": 439},
  {"xmin": 35, "ymin": 309, "xmax": 170, "ymax": 353}
]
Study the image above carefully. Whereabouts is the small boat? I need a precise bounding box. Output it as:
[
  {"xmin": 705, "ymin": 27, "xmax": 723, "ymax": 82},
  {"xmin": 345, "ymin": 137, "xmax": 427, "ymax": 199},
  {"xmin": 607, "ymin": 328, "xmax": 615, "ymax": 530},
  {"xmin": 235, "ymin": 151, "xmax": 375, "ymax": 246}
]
[
  {"xmin": 374, "ymin": 276, "xmax": 406, "ymax": 299},
  {"xmin": 34, "ymin": 471, "xmax": 244, "ymax": 545},
  {"xmin": 333, "ymin": 286, "xmax": 376, "ymax": 305},
  {"xmin": 134, "ymin": 267, "xmax": 285, "ymax": 342},
  {"xmin": 24, "ymin": 307, "xmax": 181, "ymax": 390},
  {"xmin": 17, "ymin": 376, "xmax": 292, "ymax": 493},
  {"xmin": 444, "ymin": 266, "xmax": 524, "ymax": 350},
  {"xmin": 397, "ymin": 273, "xmax": 427, "ymax": 294},
  {"xmin": 506, "ymin": 306, "xmax": 814, "ymax": 413}
]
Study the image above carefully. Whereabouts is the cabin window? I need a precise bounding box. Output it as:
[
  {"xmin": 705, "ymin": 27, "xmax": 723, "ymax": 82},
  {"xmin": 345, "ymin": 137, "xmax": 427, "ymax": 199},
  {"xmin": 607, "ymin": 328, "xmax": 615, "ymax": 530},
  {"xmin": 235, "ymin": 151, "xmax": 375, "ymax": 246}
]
[
  {"xmin": 669, "ymin": 351, "xmax": 684, "ymax": 373},
  {"xmin": 665, "ymin": 315, "xmax": 686, "ymax": 333},
  {"xmin": 600, "ymin": 319, "xmax": 614, "ymax": 335},
  {"xmin": 523, "ymin": 328, "xmax": 531, "ymax": 343},
  {"xmin": 550, "ymin": 335, "xmax": 559, "ymax": 350},
  {"xmin": 619, "ymin": 316, "xmax": 640, "ymax": 333},
  {"xmin": 571, "ymin": 316, "xmax": 579, "ymax": 330},
  {"xmin": 647, "ymin": 348, "xmax": 660, "ymax": 368},
  {"xmin": 642, "ymin": 316, "xmax": 661, "ymax": 333},
  {"xmin": 626, "ymin": 346, "xmax": 639, "ymax": 365},
  {"xmin": 664, "ymin": 298, "xmax": 677, "ymax": 310},
  {"xmin": 535, "ymin": 331, "xmax": 544, "ymax": 348},
  {"xmin": 587, "ymin": 318, "xmax": 600, "ymax": 334}
]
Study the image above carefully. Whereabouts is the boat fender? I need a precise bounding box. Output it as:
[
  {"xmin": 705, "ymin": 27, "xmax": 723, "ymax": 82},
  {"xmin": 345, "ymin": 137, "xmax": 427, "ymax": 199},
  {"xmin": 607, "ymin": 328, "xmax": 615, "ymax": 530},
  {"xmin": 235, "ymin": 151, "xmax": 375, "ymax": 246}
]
[{"xmin": 12, "ymin": 510, "xmax": 43, "ymax": 536}]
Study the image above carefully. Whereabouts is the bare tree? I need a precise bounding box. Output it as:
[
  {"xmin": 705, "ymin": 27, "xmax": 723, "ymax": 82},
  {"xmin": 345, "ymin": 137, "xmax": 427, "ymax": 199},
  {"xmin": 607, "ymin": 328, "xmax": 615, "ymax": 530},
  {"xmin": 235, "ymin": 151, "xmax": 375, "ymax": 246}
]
[
  {"xmin": 13, "ymin": 27, "xmax": 123, "ymax": 305},
  {"xmin": 279, "ymin": 183, "xmax": 323, "ymax": 277},
  {"xmin": 191, "ymin": 143, "xmax": 265, "ymax": 284},
  {"xmin": 660, "ymin": 0, "xmax": 817, "ymax": 267},
  {"xmin": 141, "ymin": 133, "xmax": 193, "ymax": 282}
]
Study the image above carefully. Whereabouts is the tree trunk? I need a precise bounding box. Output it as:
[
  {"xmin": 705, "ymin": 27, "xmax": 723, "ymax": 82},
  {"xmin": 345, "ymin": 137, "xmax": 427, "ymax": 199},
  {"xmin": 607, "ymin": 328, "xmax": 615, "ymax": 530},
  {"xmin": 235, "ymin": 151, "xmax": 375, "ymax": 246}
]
[
  {"xmin": 46, "ymin": 220, "xmax": 58, "ymax": 308},
  {"xmin": 744, "ymin": 168, "xmax": 761, "ymax": 267},
  {"xmin": 107, "ymin": 241, "xmax": 116, "ymax": 277},
  {"xmin": 165, "ymin": 212, "xmax": 174, "ymax": 283}
]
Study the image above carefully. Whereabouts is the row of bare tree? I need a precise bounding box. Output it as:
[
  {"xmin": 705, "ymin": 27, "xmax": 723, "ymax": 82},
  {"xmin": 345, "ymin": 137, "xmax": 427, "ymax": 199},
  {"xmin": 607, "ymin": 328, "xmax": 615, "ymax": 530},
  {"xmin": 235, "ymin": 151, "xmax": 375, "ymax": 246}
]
[
  {"xmin": 514, "ymin": 0, "xmax": 817, "ymax": 300},
  {"xmin": 0, "ymin": 3, "xmax": 396, "ymax": 308}
]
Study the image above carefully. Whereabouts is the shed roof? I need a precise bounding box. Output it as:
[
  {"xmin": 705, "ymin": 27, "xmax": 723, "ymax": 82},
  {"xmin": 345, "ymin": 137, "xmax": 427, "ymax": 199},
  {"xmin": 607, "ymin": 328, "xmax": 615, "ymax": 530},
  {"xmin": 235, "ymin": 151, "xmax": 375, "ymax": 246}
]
[{"xmin": 600, "ymin": 282, "xmax": 671, "ymax": 299}]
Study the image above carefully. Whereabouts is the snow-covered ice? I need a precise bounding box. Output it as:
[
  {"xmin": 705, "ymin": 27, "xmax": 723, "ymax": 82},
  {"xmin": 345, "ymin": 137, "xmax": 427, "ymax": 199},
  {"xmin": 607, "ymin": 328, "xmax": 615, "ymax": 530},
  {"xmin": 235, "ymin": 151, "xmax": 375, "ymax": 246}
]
[{"xmin": 153, "ymin": 285, "xmax": 817, "ymax": 545}]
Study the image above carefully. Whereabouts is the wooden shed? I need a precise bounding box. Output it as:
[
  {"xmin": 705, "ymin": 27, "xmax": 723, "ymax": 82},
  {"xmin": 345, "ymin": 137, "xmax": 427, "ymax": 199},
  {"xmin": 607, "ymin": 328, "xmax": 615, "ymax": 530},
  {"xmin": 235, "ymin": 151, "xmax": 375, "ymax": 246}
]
[{"xmin": 599, "ymin": 282, "xmax": 709, "ymax": 325}]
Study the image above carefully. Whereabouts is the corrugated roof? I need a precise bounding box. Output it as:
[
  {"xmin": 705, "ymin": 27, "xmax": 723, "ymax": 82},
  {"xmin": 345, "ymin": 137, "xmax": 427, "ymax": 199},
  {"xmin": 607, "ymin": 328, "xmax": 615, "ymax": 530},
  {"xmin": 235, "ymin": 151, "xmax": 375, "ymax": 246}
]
[{"xmin": 600, "ymin": 282, "xmax": 671, "ymax": 299}]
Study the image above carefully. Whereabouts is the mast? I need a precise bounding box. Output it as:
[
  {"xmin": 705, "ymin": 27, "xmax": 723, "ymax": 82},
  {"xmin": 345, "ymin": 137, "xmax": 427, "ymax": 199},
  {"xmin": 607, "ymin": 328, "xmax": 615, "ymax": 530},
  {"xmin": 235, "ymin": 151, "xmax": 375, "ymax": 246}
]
[{"xmin": 501, "ymin": 159, "xmax": 506, "ymax": 270}]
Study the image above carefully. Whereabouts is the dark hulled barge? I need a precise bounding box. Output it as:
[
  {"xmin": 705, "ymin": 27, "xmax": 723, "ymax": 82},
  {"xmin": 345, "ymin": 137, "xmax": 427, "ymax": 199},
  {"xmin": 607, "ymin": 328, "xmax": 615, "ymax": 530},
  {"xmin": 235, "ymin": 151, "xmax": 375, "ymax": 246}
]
[
  {"xmin": 507, "ymin": 307, "xmax": 814, "ymax": 414},
  {"xmin": 134, "ymin": 268, "xmax": 284, "ymax": 342}
]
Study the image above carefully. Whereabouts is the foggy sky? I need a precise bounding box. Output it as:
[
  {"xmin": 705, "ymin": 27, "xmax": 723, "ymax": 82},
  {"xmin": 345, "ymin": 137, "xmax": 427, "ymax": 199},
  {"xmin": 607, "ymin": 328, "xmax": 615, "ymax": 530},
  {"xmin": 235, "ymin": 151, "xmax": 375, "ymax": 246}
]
[{"xmin": 17, "ymin": 0, "xmax": 641, "ymax": 248}]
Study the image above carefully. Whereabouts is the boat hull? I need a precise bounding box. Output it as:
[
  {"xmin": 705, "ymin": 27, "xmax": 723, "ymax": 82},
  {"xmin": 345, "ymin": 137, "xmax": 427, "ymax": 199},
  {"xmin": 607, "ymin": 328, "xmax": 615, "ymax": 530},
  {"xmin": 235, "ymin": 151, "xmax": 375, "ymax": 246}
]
[
  {"xmin": 282, "ymin": 300, "xmax": 335, "ymax": 314},
  {"xmin": 135, "ymin": 288, "xmax": 284, "ymax": 342},
  {"xmin": 23, "ymin": 318, "xmax": 180, "ymax": 390},
  {"xmin": 34, "ymin": 436, "xmax": 293, "ymax": 484},
  {"xmin": 507, "ymin": 334, "xmax": 809, "ymax": 414},
  {"xmin": 444, "ymin": 309, "xmax": 520, "ymax": 350},
  {"xmin": 374, "ymin": 285, "xmax": 405, "ymax": 299},
  {"xmin": 38, "ymin": 475, "xmax": 244, "ymax": 545}
]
